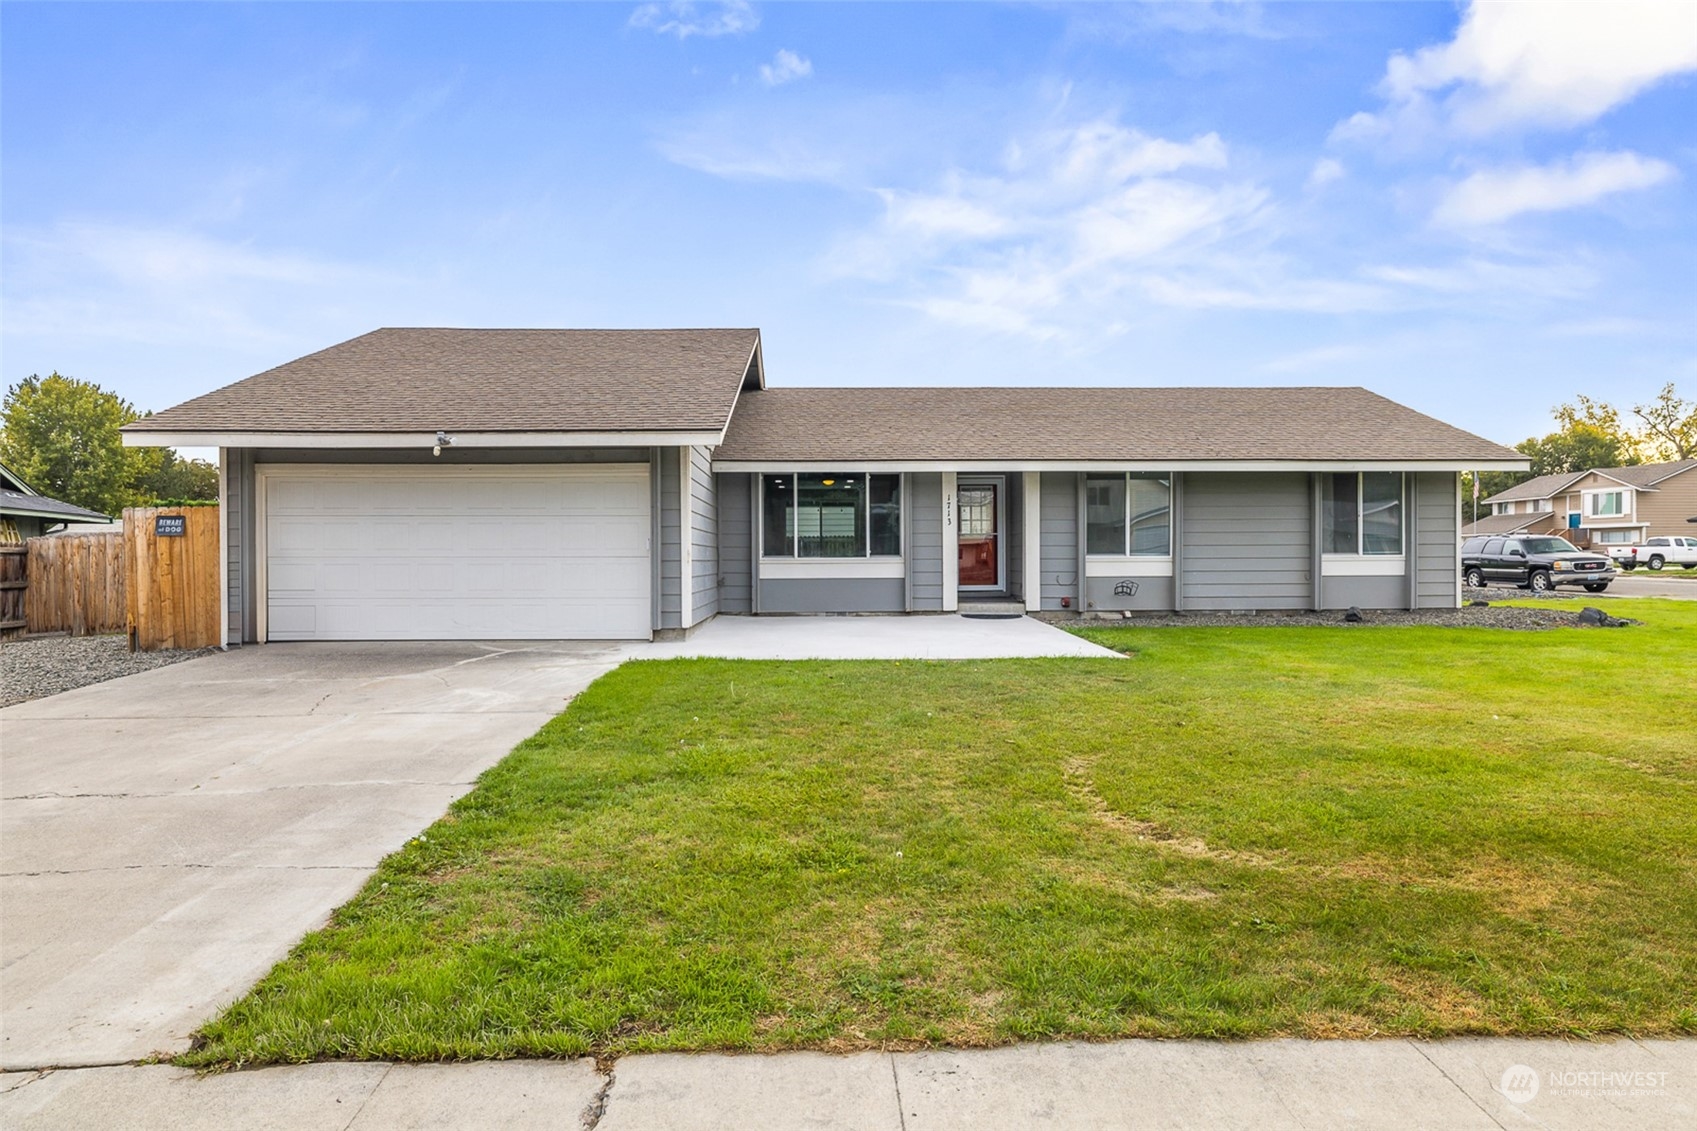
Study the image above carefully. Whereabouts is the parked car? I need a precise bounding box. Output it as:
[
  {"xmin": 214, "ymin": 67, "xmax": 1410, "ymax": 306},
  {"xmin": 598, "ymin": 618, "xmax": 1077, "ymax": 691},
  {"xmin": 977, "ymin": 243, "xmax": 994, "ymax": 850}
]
[
  {"xmin": 1460, "ymin": 535, "xmax": 1618, "ymax": 593},
  {"xmin": 1605, "ymin": 536, "xmax": 1697, "ymax": 571}
]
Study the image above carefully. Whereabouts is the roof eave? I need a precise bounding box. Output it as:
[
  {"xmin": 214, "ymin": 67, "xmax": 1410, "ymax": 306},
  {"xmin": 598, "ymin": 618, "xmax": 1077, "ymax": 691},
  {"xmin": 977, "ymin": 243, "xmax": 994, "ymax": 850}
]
[
  {"xmin": 122, "ymin": 429, "xmax": 728, "ymax": 450},
  {"xmin": 712, "ymin": 458, "xmax": 1529, "ymax": 473}
]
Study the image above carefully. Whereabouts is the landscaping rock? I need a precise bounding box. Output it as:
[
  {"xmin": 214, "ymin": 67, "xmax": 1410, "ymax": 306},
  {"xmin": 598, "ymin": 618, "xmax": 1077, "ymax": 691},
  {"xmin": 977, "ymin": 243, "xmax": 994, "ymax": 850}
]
[
  {"xmin": 1343, "ymin": 607, "xmax": 1365, "ymax": 623},
  {"xmin": 0, "ymin": 634, "xmax": 217, "ymax": 707},
  {"xmin": 1576, "ymin": 607, "xmax": 1626, "ymax": 628}
]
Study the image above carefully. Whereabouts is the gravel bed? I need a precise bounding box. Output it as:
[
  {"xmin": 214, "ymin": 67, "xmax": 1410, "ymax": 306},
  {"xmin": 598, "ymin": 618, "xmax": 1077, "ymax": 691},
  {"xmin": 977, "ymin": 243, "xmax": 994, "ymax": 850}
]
[
  {"xmin": 1035, "ymin": 593, "xmax": 1630, "ymax": 633},
  {"xmin": 0, "ymin": 634, "xmax": 218, "ymax": 707}
]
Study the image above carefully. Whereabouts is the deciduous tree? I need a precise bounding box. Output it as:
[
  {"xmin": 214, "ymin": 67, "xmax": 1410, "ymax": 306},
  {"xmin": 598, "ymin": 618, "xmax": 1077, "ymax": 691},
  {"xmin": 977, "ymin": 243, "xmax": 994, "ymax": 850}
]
[{"xmin": 1631, "ymin": 383, "xmax": 1696, "ymax": 461}]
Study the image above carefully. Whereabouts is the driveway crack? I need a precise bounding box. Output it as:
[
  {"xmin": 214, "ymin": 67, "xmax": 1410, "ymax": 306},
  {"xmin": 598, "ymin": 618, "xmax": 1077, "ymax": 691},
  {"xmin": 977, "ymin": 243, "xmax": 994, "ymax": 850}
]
[
  {"xmin": 889, "ymin": 1052, "xmax": 908, "ymax": 1131},
  {"xmin": 1407, "ymin": 1039, "xmax": 1517, "ymax": 1131},
  {"xmin": 581, "ymin": 1061, "xmax": 615, "ymax": 1130},
  {"xmin": 0, "ymin": 1069, "xmax": 50, "ymax": 1095},
  {"xmin": 340, "ymin": 1061, "xmax": 393, "ymax": 1131}
]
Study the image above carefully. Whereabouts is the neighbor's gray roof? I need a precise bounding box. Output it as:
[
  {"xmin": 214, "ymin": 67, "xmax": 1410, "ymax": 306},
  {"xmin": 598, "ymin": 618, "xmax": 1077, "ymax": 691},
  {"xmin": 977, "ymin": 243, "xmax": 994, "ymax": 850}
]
[
  {"xmin": 714, "ymin": 386, "xmax": 1522, "ymax": 463},
  {"xmin": 0, "ymin": 488, "xmax": 112, "ymax": 524},
  {"xmin": 1461, "ymin": 513, "xmax": 1544, "ymax": 537},
  {"xmin": 1483, "ymin": 458, "xmax": 1697, "ymax": 503},
  {"xmin": 124, "ymin": 328, "xmax": 763, "ymax": 436}
]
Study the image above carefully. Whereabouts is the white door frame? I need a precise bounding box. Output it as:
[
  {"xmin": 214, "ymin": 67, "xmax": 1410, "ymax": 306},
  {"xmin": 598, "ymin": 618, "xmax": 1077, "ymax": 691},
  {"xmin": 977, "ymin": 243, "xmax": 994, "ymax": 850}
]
[{"xmin": 957, "ymin": 474, "xmax": 1008, "ymax": 593}]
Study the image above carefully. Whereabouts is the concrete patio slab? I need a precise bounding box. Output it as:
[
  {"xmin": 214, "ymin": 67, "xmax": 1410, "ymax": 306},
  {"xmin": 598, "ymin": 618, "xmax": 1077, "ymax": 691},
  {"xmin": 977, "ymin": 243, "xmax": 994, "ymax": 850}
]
[
  {"xmin": 639, "ymin": 613, "xmax": 1121, "ymax": 660},
  {"xmin": 0, "ymin": 641, "xmax": 621, "ymax": 1071}
]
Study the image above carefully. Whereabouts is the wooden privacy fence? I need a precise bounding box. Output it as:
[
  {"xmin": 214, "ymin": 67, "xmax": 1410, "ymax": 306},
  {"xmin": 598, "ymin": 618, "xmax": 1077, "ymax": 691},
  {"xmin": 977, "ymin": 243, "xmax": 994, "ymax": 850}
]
[
  {"xmin": 22, "ymin": 532, "xmax": 126, "ymax": 636},
  {"xmin": 1, "ymin": 546, "xmax": 28, "ymax": 638},
  {"xmin": 124, "ymin": 506, "xmax": 220, "ymax": 651},
  {"xmin": 12, "ymin": 507, "xmax": 219, "ymax": 650}
]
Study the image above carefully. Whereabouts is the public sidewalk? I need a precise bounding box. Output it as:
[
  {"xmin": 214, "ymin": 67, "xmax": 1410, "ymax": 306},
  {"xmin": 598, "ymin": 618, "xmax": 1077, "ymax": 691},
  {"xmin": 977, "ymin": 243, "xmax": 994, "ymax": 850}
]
[{"xmin": 3, "ymin": 1037, "xmax": 1691, "ymax": 1130}]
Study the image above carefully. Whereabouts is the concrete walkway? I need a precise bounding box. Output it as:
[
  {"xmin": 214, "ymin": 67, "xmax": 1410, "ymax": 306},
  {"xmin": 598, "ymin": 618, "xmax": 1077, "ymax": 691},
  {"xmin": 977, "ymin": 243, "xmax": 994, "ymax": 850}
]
[
  {"xmin": 641, "ymin": 613, "xmax": 1122, "ymax": 660},
  {"xmin": 0, "ymin": 642, "xmax": 624, "ymax": 1070},
  {"xmin": 3, "ymin": 1038, "xmax": 1690, "ymax": 1130}
]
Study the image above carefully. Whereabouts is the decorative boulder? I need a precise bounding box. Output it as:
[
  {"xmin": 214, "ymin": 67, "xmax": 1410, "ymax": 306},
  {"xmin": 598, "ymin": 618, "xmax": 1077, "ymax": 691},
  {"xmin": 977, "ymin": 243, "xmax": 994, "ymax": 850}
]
[{"xmin": 1344, "ymin": 607, "xmax": 1365, "ymax": 623}]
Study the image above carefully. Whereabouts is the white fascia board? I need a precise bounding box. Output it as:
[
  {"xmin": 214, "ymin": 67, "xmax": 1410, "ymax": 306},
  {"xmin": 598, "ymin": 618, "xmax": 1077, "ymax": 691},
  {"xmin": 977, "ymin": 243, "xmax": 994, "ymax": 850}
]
[
  {"xmin": 0, "ymin": 505, "xmax": 112, "ymax": 523},
  {"xmin": 123, "ymin": 429, "xmax": 726, "ymax": 449},
  {"xmin": 713, "ymin": 459, "xmax": 1527, "ymax": 474}
]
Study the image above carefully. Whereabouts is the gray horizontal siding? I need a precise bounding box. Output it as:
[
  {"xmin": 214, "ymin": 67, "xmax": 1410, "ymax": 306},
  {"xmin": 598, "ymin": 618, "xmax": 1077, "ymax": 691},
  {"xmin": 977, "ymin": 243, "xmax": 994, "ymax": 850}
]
[
  {"xmin": 659, "ymin": 447, "xmax": 681, "ymax": 629},
  {"xmin": 908, "ymin": 473, "xmax": 944, "ymax": 611},
  {"xmin": 1039, "ymin": 473, "xmax": 1079, "ymax": 609},
  {"xmin": 1182, "ymin": 473, "xmax": 1311, "ymax": 610},
  {"xmin": 1415, "ymin": 471, "xmax": 1460, "ymax": 608},
  {"xmin": 717, "ymin": 473, "xmax": 753, "ymax": 615},
  {"xmin": 689, "ymin": 445, "xmax": 717, "ymax": 625},
  {"xmin": 759, "ymin": 577, "xmax": 905, "ymax": 614},
  {"xmin": 225, "ymin": 448, "xmax": 256, "ymax": 644}
]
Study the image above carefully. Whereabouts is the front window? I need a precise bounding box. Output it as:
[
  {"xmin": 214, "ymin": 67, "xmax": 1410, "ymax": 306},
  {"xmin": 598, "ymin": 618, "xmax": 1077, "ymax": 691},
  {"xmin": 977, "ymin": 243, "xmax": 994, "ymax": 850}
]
[
  {"xmin": 1596, "ymin": 530, "xmax": 1636, "ymax": 544},
  {"xmin": 1085, "ymin": 473, "xmax": 1171, "ymax": 556},
  {"xmin": 1589, "ymin": 491, "xmax": 1624, "ymax": 516},
  {"xmin": 1323, "ymin": 472, "xmax": 1403, "ymax": 555},
  {"xmin": 761, "ymin": 473, "xmax": 902, "ymax": 558}
]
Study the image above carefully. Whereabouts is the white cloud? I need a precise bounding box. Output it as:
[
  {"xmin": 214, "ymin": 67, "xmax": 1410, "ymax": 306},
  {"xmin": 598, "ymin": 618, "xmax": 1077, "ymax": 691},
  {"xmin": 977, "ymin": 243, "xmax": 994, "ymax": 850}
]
[
  {"xmin": 820, "ymin": 120, "xmax": 1327, "ymax": 337},
  {"xmin": 1, "ymin": 223, "xmax": 399, "ymax": 350},
  {"xmin": 1338, "ymin": 1, "xmax": 1697, "ymax": 142},
  {"xmin": 759, "ymin": 49, "xmax": 812, "ymax": 87},
  {"xmin": 1433, "ymin": 150, "xmax": 1677, "ymax": 226},
  {"xmin": 628, "ymin": 1, "xmax": 757, "ymax": 40},
  {"xmin": 1306, "ymin": 157, "xmax": 1345, "ymax": 189}
]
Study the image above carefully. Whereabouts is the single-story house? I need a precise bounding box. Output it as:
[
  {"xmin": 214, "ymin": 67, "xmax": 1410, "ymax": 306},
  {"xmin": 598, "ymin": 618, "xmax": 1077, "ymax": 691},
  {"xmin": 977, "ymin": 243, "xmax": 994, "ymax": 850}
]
[
  {"xmin": 1465, "ymin": 459, "xmax": 1697, "ymax": 548},
  {"xmin": 122, "ymin": 328, "xmax": 1527, "ymax": 644},
  {"xmin": 0, "ymin": 461, "xmax": 117, "ymax": 543}
]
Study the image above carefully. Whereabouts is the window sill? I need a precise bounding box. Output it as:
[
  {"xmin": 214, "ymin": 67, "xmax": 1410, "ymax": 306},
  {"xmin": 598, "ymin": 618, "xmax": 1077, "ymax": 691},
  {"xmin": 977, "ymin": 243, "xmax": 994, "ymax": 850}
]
[
  {"xmin": 1084, "ymin": 557, "xmax": 1173, "ymax": 577},
  {"xmin": 759, "ymin": 558, "xmax": 905, "ymax": 580},
  {"xmin": 1320, "ymin": 554, "xmax": 1406, "ymax": 577}
]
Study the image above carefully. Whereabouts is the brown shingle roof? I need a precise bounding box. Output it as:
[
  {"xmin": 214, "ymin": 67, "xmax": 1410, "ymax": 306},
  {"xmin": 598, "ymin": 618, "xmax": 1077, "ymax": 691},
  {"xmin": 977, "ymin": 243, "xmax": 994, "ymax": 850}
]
[
  {"xmin": 124, "ymin": 328, "xmax": 762, "ymax": 435},
  {"xmin": 1460, "ymin": 513, "xmax": 1545, "ymax": 537},
  {"xmin": 714, "ymin": 386, "xmax": 1522, "ymax": 463},
  {"xmin": 1481, "ymin": 470, "xmax": 1587, "ymax": 504},
  {"xmin": 1483, "ymin": 458, "xmax": 1697, "ymax": 503}
]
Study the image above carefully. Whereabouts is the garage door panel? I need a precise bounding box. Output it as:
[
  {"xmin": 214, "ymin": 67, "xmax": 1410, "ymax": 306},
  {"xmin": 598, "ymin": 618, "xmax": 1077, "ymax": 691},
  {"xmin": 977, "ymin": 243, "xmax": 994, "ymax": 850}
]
[{"xmin": 263, "ymin": 466, "xmax": 652, "ymax": 641}]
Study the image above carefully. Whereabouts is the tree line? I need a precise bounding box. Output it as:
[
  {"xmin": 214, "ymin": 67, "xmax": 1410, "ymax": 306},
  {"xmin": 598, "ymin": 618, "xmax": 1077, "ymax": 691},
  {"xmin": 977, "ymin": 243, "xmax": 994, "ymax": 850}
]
[
  {"xmin": 0, "ymin": 373, "xmax": 218, "ymax": 517},
  {"xmin": 1465, "ymin": 383, "xmax": 1695, "ymax": 506}
]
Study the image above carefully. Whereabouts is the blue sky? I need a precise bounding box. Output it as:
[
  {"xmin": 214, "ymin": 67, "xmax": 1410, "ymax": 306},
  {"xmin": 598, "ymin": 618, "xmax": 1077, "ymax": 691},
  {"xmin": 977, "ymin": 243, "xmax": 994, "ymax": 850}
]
[{"xmin": 3, "ymin": 1, "xmax": 1695, "ymax": 449}]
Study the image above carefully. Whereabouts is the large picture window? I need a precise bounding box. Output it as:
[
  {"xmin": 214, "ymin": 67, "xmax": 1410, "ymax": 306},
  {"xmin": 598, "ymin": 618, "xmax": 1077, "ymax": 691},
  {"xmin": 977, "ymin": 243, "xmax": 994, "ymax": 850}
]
[
  {"xmin": 1085, "ymin": 473, "xmax": 1171, "ymax": 556},
  {"xmin": 762, "ymin": 473, "xmax": 902, "ymax": 558},
  {"xmin": 1323, "ymin": 472, "xmax": 1403, "ymax": 555}
]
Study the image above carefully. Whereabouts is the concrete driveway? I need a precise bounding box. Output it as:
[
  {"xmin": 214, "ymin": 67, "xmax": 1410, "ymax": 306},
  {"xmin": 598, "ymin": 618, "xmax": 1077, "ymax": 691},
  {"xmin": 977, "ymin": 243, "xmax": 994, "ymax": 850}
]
[
  {"xmin": 1603, "ymin": 572, "xmax": 1697, "ymax": 599},
  {"xmin": 0, "ymin": 641, "xmax": 623, "ymax": 1070}
]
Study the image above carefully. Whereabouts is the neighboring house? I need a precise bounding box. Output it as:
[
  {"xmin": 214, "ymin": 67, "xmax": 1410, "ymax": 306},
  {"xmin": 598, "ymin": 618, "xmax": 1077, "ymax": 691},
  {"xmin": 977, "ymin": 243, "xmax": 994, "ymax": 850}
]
[
  {"xmin": 121, "ymin": 328, "xmax": 1526, "ymax": 644},
  {"xmin": 0, "ymin": 461, "xmax": 117, "ymax": 544},
  {"xmin": 1466, "ymin": 459, "xmax": 1697, "ymax": 548}
]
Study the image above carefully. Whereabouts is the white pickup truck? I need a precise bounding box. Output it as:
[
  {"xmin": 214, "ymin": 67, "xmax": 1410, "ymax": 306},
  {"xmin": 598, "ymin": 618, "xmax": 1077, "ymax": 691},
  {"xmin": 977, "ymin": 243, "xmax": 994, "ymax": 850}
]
[{"xmin": 1606, "ymin": 535, "xmax": 1697, "ymax": 571}]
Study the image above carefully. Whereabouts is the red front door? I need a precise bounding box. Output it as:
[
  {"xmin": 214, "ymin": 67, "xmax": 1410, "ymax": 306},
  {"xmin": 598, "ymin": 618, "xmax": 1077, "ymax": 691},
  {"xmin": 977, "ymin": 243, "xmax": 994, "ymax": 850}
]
[{"xmin": 958, "ymin": 482, "xmax": 999, "ymax": 588}]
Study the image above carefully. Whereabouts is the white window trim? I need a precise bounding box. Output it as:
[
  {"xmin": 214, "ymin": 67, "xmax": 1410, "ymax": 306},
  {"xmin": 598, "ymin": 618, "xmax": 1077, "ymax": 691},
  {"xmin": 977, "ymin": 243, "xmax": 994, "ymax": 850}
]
[
  {"xmin": 1083, "ymin": 472, "xmax": 1174, "ymax": 559},
  {"xmin": 1321, "ymin": 554, "xmax": 1407, "ymax": 577},
  {"xmin": 758, "ymin": 559, "xmax": 905, "ymax": 579},
  {"xmin": 1084, "ymin": 557, "xmax": 1174, "ymax": 578},
  {"xmin": 759, "ymin": 469, "xmax": 904, "ymax": 561},
  {"xmin": 1583, "ymin": 488, "xmax": 1628, "ymax": 518},
  {"xmin": 1327, "ymin": 471, "xmax": 1406, "ymax": 556}
]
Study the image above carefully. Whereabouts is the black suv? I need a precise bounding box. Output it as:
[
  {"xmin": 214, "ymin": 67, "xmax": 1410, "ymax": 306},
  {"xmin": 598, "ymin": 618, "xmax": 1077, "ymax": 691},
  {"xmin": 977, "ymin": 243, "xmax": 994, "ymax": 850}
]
[{"xmin": 1460, "ymin": 535, "xmax": 1617, "ymax": 593}]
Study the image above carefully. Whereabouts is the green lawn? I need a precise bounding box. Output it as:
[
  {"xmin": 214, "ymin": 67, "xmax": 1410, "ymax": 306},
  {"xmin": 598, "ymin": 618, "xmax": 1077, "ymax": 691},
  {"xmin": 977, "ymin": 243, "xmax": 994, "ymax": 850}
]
[{"xmin": 187, "ymin": 598, "xmax": 1696, "ymax": 1066}]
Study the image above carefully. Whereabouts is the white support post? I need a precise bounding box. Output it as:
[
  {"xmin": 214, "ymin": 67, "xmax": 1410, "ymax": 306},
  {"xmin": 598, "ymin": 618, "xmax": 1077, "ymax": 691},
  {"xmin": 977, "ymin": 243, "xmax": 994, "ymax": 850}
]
[
  {"xmin": 1022, "ymin": 471, "xmax": 1041, "ymax": 612},
  {"xmin": 942, "ymin": 471, "xmax": 959, "ymax": 612}
]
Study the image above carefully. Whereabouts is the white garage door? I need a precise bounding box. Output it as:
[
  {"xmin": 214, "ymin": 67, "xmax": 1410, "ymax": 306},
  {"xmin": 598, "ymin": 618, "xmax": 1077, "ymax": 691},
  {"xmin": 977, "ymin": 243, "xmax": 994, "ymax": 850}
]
[{"xmin": 262, "ymin": 464, "xmax": 651, "ymax": 641}]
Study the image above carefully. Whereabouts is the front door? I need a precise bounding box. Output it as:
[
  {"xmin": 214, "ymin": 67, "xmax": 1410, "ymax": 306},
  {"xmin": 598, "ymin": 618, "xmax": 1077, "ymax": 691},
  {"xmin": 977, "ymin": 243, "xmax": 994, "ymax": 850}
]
[{"xmin": 958, "ymin": 479, "xmax": 1002, "ymax": 590}]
